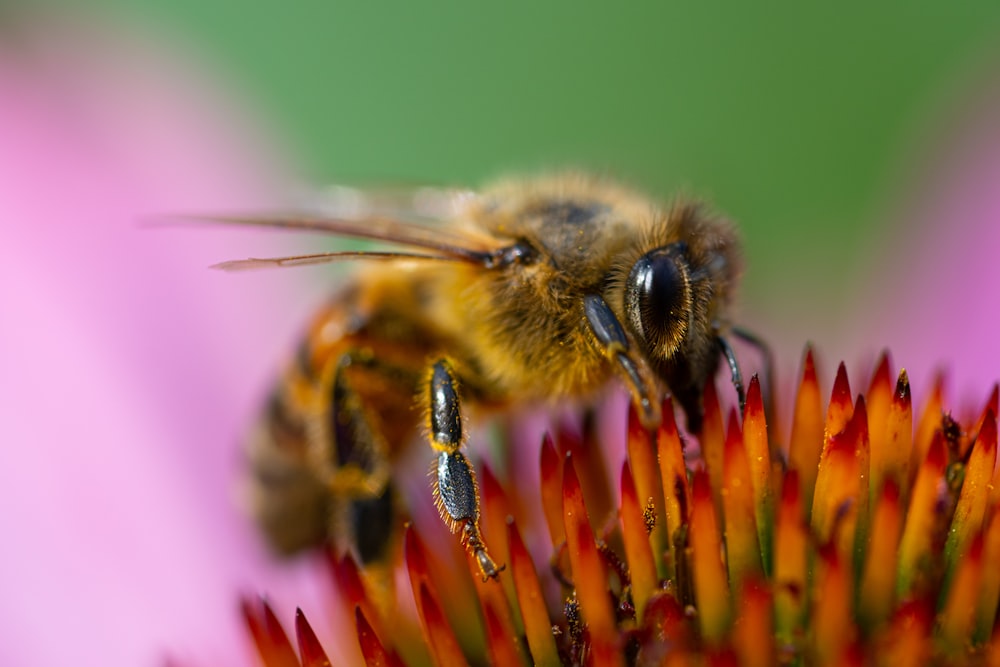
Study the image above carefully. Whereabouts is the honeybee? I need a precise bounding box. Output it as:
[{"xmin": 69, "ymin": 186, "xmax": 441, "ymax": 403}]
[{"xmin": 206, "ymin": 173, "xmax": 757, "ymax": 580}]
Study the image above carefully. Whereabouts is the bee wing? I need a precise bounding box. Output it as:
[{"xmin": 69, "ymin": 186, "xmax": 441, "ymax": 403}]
[
  {"xmin": 304, "ymin": 184, "xmax": 477, "ymax": 222},
  {"xmin": 155, "ymin": 184, "xmax": 506, "ymax": 269}
]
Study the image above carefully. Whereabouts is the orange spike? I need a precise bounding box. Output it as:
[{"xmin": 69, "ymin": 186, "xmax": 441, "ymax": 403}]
[
  {"xmin": 657, "ymin": 396, "xmax": 689, "ymax": 581},
  {"xmin": 731, "ymin": 578, "xmax": 774, "ymax": 667},
  {"xmin": 642, "ymin": 592, "xmax": 688, "ymax": 646},
  {"xmin": 563, "ymin": 454, "xmax": 621, "ymax": 663},
  {"xmin": 627, "ymin": 403, "xmax": 668, "ymax": 572},
  {"xmin": 971, "ymin": 384, "xmax": 1000, "ymax": 447},
  {"xmin": 878, "ymin": 599, "xmax": 932, "ymax": 667},
  {"xmin": 328, "ymin": 553, "xmax": 385, "ymax": 647},
  {"xmin": 690, "ymin": 468, "xmax": 730, "ymax": 644},
  {"xmin": 912, "ymin": 372, "xmax": 945, "ymax": 482},
  {"xmin": 867, "ymin": 353, "xmax": 893, "ymax": 501},
  {"xmin": 558, "ymin": 417, "xmax": 614, "ymax": 530},
  {"xmin": 539, "ymin": 434, "xmax": 565, "ymax": 548},
  {"xmin": 773, "ymin": 470, "xmax": 807, "ymax": 644},
  {"xmin": 507, "ymin": 519, "xmax": 560, "ymax": 667},
  {"xmin": 742, "ymin": 375, "xmax": 773, "ymax": 574},
  {"xmin": 480, "ymin": 463, "xmax": 516, "ymax": 616},
  {"xmin": 940, "ymin": 533, "xmax": 986, "ymax": 655},
  {"xmin": 482, "ymin": 594, "xmax": 526, "ymax": 667},
  {"xmin": 896, "ymin": 434, "xmax": 948, "ymax": 598},
  {"xmin": 975, "ymin": 510, "xmax": 1000, "ymax": 642},
  {"xmin": 945, "ymin": 410, "xmax": 997, "ymax": 585},
  {"xmin": 468, "ymin": 546, "xmax": 521, "ymax": 662},
  {"xmin": 293, "ymin": 609, "xmax": 332, "ymax": 667},
  {"xmin": 884, "ymin": 370, "xmax": 913, "ymax": 501},
  {"xmin": 811, "ymin": 397, "xmax": 866, "ymax": 564},
  {"xmin": 241, "ymin": 597, "xmax": 299, "ymax": 667},
  {"xmin": 812, "ymin": 546, "xmax": 853, "ymax": 666},
  {"xmin": 722, "ymin": 411, "xmax": 762, "ymax": 594},
  {"xmin": 404, "ymin": 525, "xmax": 481, "ymax": 653},
  {"xmin": 702, "ymin": 378, "xmax": 727, "ymax": 520},
  {"xmin": 788, "ymin": 347, "xmax": 824, "ymax": 517},
  {"xmin": 858, "ymin": 480, "xmax": 902, "ymax": 630},
  {"xmin": 354, "ymin": 606, "xmax": 403, "ymax": 667},
  {"xmin": 416, "ymin": 582, "xmax": 469, "ymax": 667},
  {"xmin": 826, "ymin": 362, "xmax": 854, "ymax": 439},
  {"xmin": 621, "ymin": 461, "xmax": 659, "ymax": 622}
]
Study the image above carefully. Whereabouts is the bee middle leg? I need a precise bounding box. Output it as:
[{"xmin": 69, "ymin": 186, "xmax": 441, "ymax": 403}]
[
  {"xmin": 425, "ymin": 359, "xmax": 503, "ymax": 581},
  {"xmin": 313, "ymin": 352, "xmax": 420, "ymax": 565}
]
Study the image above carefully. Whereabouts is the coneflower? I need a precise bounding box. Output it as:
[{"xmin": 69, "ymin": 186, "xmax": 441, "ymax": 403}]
[{"xmin": 242, "ymin": 348, "xmax": 1000, "ymax": 666}]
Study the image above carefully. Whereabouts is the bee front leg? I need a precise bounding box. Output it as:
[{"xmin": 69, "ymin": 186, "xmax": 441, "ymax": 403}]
[{"xmin": 426, "ymin": 359, "xmax": 503, "ymax": 581}]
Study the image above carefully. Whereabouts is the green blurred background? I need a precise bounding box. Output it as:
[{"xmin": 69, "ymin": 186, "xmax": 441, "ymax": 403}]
[{"xmin": 68, "ymin": 1, "xmax": 1000, "ymax": 328}]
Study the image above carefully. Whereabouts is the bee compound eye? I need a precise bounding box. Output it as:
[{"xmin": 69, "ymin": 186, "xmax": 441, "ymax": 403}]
[{"xmin": 624, "ymin": 248, "xmax": 689, "ymax": 347}]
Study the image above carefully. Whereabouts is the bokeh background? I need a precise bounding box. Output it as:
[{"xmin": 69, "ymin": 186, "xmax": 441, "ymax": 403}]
[{"xmin": 3, "ymin": 2, "xmax": 1000, "ymax": 665}]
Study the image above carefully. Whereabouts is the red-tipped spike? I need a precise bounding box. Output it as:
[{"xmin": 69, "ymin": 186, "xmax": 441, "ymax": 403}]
[
  {"xmin": 970, "ymin": 384, "xmax": 999, "ymax": 451},
  {"xmin": 742, "ymin": 375, "xmax": 773, "ymax": 573},
  {"xmin": 328, "ymin": 553, "xmax": 384, "ymax": 645},
  {"xmin": 732, "ymin": 578, "xmax": 774, "ymax": 667},
  {"xmin": 701, "ymin": 379, "xmax": 726, "ymax": 520},
  {"xmin": 912, "ymin": 372, "xmax": 945, "ymax": 480},
  {"xmin": 897, "ymin": 433, "xmax": 948, "ymax": 598},
  {"xmin": 562, "ymin": 455, "xmax": 621, "ymax": 664},
  {"xmin": 507, "ymin": 519, "xmax": 560, "ymax": 667},
  {"xmin": 878, "ymin": 599, "xmax": 932, "ymax": 667},
  {"xmin": 558, "ymin": 418, "xmax": 614, "ymax": 530},
  {"xmin": 811, "ymin": 397, "xmax": 866, "ymax": 565},
  {"xmin": 722, "ymin": 411, "xmax": 762, "ymax": 594},
  {"xmin": 620, "ymin": 461, "xmax": 659, "ymax": 622},
  {"xmin": 789, "ymin": 346, "xmax": 824, "ymax": 516},
  {"xmin": 294, "ymin": 609, "xmax": 332, "ymax": 667},
  {"xmin": 241, "ymin": 597, "xmax": 299, "ymax": 667},
  {"xmin": 416, "ymin": 583, "xmax": 469, "ymax": 667},
  {"xmin": 539, "ymin": 434, "xmax": 565, "ymax": 548},
  {"xmin": 690, "ymin": 468, "xmax": 730, "ymax": 644},
  {"xmin": 480, "ymin": 464, "xmax": 513, "ymax": 591},
  {"xmin": 827, "ymin": 362, "xmax": 854, "ymax": 438},
  {"xmin": 773, "ymin": 470, "xmax": 806, "ymax": 644},
  {"xmin": 812, "ymin": 546, "xmax": 853, "ymax": 665},
  {"xmin": 482, "ymin": 595, "xmax": 526, "ymax": 667},
  {"xmin": 354, "ymin": 606, "xmax": 403, "ymax": 667}
]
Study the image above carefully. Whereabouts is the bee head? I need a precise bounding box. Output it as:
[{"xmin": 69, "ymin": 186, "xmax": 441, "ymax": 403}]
[{"xmin": 622, "ymin": 243, "xmax": 693, "ymax": 362}]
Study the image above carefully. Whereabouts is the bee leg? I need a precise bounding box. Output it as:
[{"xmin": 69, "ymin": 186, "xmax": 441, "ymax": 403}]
[
  {"xmin": 717, "ymin": 335, "xmax": 746, "ymax": 412},
  {"xmin": 426, "ymin": 359, "xmax": 503, "ymax": 581},
  {"xmin": 316, "ymin": 354, "xmax": 400, "ymax": 565},
  {"xmin": 583, "ymin": 294, "xmax": 662, "ymax": 429},
  {"xmin": 731, "ymin": 326, "xmax": 776, "ymax": 428}
]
